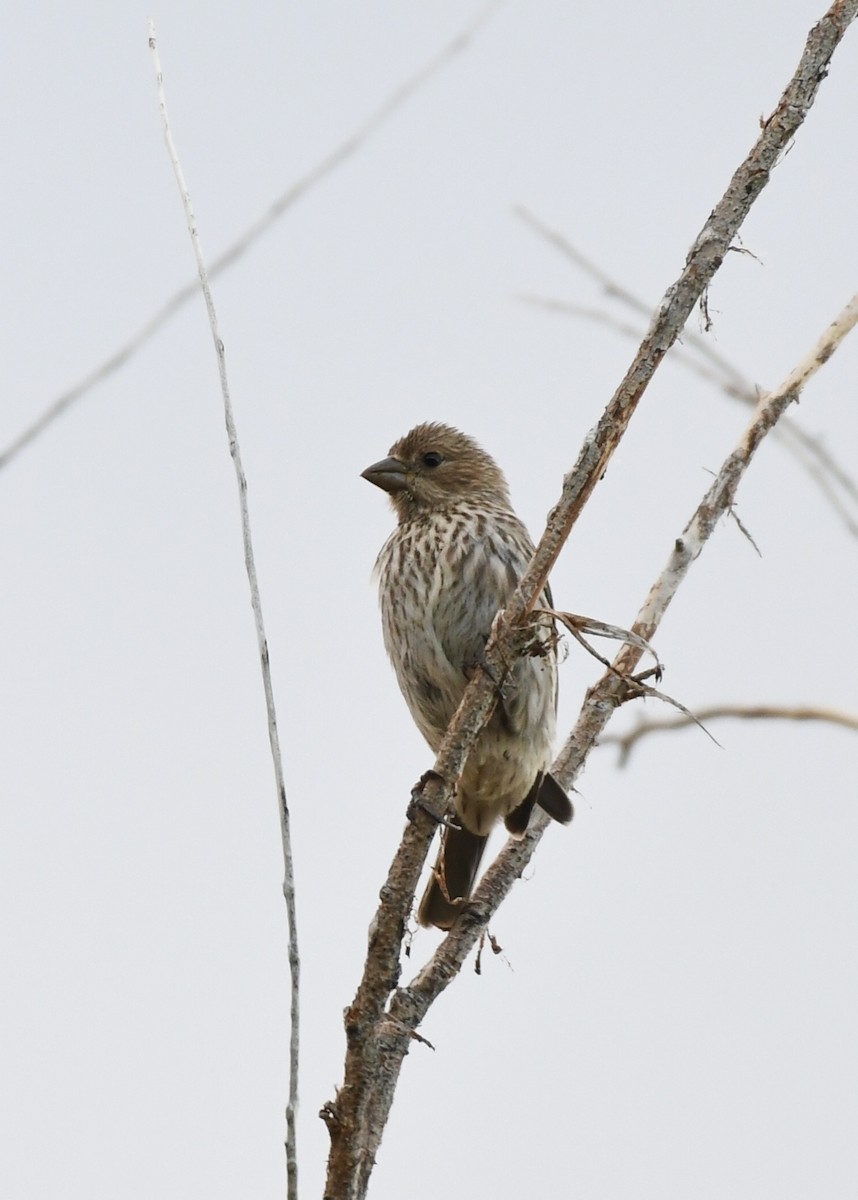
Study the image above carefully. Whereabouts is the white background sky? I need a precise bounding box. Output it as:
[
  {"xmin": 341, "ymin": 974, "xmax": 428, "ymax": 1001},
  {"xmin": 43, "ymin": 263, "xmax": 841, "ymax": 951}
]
[{"xmin": 3, "ymin": 3, "xmax": 857, "ymax": 1197}]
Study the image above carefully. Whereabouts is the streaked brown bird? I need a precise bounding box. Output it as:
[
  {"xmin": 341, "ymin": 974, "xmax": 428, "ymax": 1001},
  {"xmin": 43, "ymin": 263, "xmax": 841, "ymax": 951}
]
[{"xmin": 362, "ymin": 422, "xmax": 572, "ymax": 929}]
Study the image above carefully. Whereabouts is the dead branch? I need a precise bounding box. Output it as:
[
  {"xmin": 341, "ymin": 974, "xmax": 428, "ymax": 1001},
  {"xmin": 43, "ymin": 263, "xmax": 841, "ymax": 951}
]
[
  {"xmin": 370, "ymin": 279, "xmax": 858, "ymax": 1200},
  {"xmin": 322, "ymin": 7, "xmax": 858, "ymax": 1197}
]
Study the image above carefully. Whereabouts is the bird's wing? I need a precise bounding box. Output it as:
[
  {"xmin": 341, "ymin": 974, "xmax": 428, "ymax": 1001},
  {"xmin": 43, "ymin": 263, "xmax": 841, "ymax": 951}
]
[{"xmin": 434, "ymin": 512, "xmax": 556, "ymax": 736}]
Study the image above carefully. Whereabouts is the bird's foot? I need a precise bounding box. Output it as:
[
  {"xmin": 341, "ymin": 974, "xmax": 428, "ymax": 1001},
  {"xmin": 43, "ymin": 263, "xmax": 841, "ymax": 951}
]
[
  {"xmin": 464, "ymin": 648, "xmax": 505, "ymax": 690},
  {"xmin": 407, "ymin": 770, "xmax": 461, "ymax": 829}
]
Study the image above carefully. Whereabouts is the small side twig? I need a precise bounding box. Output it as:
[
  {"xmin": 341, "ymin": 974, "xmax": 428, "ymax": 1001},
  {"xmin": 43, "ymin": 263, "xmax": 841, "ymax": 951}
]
[
  {"xmin": 148, "ymin": 25, "xmax": 301, "ymax": 1200},
  {"xmin": 601, "ymin": 704, "xmax": 858, "ymax": 765}
]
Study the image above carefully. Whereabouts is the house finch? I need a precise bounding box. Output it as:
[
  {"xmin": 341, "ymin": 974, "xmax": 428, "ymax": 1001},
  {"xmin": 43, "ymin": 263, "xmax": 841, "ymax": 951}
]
[{"xmin": 362, "ymin": 422, "xmax": 572, "ymax": 929}]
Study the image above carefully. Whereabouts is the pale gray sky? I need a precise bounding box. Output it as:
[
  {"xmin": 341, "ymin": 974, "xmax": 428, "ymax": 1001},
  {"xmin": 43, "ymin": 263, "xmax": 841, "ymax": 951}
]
[{"xmin": 2, "ymin": 3, "xmax": 857, "ymax": 1197}]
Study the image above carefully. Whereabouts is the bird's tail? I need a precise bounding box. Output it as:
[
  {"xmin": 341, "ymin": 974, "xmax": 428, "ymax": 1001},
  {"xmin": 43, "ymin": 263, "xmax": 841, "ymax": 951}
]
[
  {"xmin": 417, "ymin": 826, "xmax": 488, "ymax": 930},
  {"xmin": 536, "ymin": 772, "xmax": 574, "ymax": 824},
  {"xmin": 504, "ymin": 771, "xmax": 574, "ymax": 836}
]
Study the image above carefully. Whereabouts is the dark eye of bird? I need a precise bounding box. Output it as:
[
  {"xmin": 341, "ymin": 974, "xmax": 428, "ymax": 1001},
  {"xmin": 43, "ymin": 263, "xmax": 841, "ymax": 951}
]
[{"xmin": 422, "ymin": 451, "xmax": 444, "ymax": 468}]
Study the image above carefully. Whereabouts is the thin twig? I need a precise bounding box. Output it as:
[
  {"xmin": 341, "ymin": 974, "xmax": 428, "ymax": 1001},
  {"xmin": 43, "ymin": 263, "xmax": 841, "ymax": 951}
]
[
  {"xmin": 600, "ymin": 704, "xmax": 858, "ymax": 765},
  {"xmin": 148, "ymin": 24, "xmax": 300, "ymax": 1200},
  {"xmin": 0, "ymin": 2, "xmax": 503, "ymax": 472},
  {"xmin": 322, "ymin": 7, "xmax": 858, "ymax": 1197},
  {"xmin": 518, "ymin": 294, "xmax": 758, "ymax": 401},
  {"xmin": 516, "ymin": 205, "xmax": 753, "ymax": 390}
]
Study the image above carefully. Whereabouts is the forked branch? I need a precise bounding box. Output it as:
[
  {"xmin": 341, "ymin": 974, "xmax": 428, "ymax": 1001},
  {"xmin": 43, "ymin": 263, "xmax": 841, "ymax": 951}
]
[{"xmin": 323, "ymin": 6, "xmax": 858, "ymax": 1198}]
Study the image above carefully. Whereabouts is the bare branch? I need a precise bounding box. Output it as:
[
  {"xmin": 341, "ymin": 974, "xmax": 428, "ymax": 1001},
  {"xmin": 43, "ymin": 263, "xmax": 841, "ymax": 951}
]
[
  {"xmin": 0, "ymin": 2, "xmax": 503, "ymax": 472},
  {"xmin": 148, "ymin": 25, "xmax": 301, "ymax": 1200},
  {"xmin": 323, "ymin": 7, "xmax": 858, "ymax": 1196},
  {"xmin": 601, "ymin": 704, "xmax": 858, "ymax": 765},
  {"xmin": 379, "ymin": 268, "xmax": 858, "ymax": 1180}
]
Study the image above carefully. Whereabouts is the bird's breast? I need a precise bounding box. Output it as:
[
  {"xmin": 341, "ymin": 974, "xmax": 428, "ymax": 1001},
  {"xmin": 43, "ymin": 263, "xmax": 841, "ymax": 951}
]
[{"xmin": 374, "ymin": 505, "xmax": 557, "ymax": 811}]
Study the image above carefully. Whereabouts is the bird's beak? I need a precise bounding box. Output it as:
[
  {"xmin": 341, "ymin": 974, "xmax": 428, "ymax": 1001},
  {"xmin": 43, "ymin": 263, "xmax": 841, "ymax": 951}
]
[{"xmin": 361, "ymin": 455, "xmax": 409, "ymax": 494}]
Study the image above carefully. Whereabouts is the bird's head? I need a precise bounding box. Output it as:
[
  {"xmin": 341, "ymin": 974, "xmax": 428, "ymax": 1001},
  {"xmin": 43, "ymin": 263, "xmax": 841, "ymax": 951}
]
[{"xmin": 362, "ymin": 422, "xmax": 510, "ymax": 521}]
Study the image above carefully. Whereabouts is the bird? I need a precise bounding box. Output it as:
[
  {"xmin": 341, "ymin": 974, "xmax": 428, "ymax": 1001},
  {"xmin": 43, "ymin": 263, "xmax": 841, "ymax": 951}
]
[{"xmin": 362, "ymin": 422, "xmax": 572, "ymax": 929}]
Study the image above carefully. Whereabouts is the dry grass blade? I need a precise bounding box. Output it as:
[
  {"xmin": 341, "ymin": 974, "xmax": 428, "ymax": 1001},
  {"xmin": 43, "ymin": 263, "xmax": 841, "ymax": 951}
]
[{"xmin": 541, "ymin": 607, "xmax": 662, "ymax": 671}]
